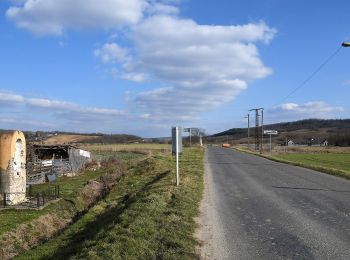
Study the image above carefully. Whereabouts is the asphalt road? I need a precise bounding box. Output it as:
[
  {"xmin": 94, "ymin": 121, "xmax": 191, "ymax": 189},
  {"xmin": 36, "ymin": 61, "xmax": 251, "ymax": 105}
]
[{"xmin": 200, "ymin": 146, "xmax": 350, "ymax": 260}]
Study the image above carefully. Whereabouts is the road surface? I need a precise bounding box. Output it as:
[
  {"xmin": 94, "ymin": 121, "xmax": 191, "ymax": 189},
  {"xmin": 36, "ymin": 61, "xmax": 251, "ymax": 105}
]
[{"xmin": 198, "ymin": 146, "xmax": 350, "ymax": 260}]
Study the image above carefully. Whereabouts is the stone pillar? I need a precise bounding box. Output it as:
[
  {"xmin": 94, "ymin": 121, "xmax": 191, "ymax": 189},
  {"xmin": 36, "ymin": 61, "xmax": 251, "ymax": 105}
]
[{"xmin": 0, "ymin": 131, "xmax": 26, "ymax": 205}]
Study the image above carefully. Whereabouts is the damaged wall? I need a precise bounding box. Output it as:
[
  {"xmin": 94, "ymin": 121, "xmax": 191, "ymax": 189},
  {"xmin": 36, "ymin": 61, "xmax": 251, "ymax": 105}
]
[
  {"xmin": 68, "ymin": 148, "xmax": 91, "ymax": 172},
  {"xmin": 0, "ymin": 131, "xmax": 26, "ymax": 205}
]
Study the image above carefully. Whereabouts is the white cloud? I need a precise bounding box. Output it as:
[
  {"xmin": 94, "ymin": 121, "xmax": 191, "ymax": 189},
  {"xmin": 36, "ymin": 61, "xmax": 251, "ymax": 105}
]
[
  {"xmin": 0, "ymin": 91, "xmax": 126, "ymax": 130},
  {"xmin": 94, "ymin": 43, "xmax": 129, "ymax": 64},
  {"xmin": 120, "ymin": 72, "xmax": 147, "ymax": 82},
  {"xmin": 269, "ymin": 101, "xmax": 344, "ymax": 121},
  {"xmin": 145, "ymin": 3, "xmax": 179, "ymax": 15},
  {"xmin": 6, "ymin": 1, "xmax": 277, "ymax": 133},
  {"xmin": 0, "ymin": 91, "xmax": 25, "ymax": 104},
  {"xmin": 6, "ymin": 0, "xmax": 147, "ymax": 35},
  {"xmin": 121, "ymin": 16, "xmax": 275, "ymax": 121},
  {"xmin": 0, "ymin": 117, "xmax": 55, "ymax": 128},
  {"xmin": 27, "ymin": 97, "xmax": 125, "ymax": 120}
]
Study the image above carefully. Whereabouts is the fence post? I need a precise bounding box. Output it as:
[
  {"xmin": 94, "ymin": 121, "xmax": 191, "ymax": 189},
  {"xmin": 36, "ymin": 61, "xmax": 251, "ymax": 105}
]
[
  {"xmin": 3, "ymin": 193, "xmax": 6, "ymax": 208},
  {"xmin": 57, "ymin": 185, "xmax": 60, "ymax": 198},
  {"xmin": 36, "ymin": 193, "xmax": 40, "ymax": 207}
]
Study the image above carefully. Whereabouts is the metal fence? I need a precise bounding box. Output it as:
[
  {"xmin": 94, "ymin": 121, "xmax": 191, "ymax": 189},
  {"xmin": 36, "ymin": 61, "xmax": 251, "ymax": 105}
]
[{"xmin": 1, "ymin": 184, "xmax": 60, "ymax": 209}]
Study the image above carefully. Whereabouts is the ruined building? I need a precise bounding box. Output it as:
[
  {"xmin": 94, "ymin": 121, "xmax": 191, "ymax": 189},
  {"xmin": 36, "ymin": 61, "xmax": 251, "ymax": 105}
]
[
  {"xmin": 0, "ymin": 131, "xmax": 26, "ymax": 205},
  {"xmin": 27, "ymin": 144, "xmax": 91, "ymax": 184}
]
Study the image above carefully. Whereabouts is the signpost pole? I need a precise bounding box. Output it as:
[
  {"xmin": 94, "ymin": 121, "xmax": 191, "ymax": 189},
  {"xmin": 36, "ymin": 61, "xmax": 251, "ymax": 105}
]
[
  {"xmin": 270, "ymin": 134, "xmax": 272, "ymax": 153},
  {"xmin": 248, "ymin": 114, "xmax": 250, "ymax": 149},
  {"xmin": 176, "ymin": 127, "xmax": 179, "ymax": 186},
  {"xmin": 285, "ymin": 137, "xmax": 288, "ymax": 153},
  {"xmin": 260, "ymin": 109, "xmax": 264, "ymax": 154}
]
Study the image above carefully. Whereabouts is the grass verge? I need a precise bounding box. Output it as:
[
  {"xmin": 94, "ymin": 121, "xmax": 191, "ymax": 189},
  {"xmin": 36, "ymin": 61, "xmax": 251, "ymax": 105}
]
[
  {"xmin": 234, "ymin": 147, "xmax": 350, "ymax": 180},
  {"xmin": 0, "ymin": 150, "xmax": 145, "ymax": 259},
  {"xmin": 0, "ymin": 169, "xmax": 105, "ymax": 237},
  {"xmin": 17, "ymin": 147, "xmax": 204, "ymax": 260}
]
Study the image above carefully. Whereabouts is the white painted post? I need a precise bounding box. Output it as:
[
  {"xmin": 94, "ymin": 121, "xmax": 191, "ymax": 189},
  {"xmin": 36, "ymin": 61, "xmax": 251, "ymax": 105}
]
[
  {"xmin": 270, "ymin": 134, "xmax": 272, "ymax": 153},
  {"xmin": 176, "ymin": 127, "xmax": 180, "ymax": 186}
]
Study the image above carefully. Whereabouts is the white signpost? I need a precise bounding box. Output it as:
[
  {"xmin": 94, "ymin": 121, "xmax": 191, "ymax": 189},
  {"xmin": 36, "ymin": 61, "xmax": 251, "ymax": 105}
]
[
  {"xmin": 263, "ymin": 130, "xmax": 278, "ymax": 153},
  {"xmin": 172, "ymin": 127, "xmax": 182, "ymax": 186}
]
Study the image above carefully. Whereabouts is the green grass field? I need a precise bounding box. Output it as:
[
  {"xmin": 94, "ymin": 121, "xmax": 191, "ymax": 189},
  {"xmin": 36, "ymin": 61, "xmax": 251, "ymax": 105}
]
[
  {"xmin": 17, "ymin": 148, "xmax": 204, "ymax": 260},
  {"xmin": 235, "ymin": 146, "xmax": 350, "ymax": 179},
  {"xmin": 0, "ymin": 150, "xmax": 144, "ymax": 237},
  {"xmin": 275, "ymin": 153, "xmax": 350, "ymax": 173},
  {"xmin": 0, "ymin": 169, "xmax": 106, "ymax": 236}
]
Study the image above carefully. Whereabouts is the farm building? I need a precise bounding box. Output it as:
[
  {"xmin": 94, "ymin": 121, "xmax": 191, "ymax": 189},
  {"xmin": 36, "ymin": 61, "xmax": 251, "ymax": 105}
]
[
  {"xmin": 0, "ymin": 131, "xmax": 26, "ymax": 205},
  {"xmin": 284, "ymin": 139, "xmax": 295, "ymax": 146},
  {"xmin": 27, "ymin": 144, "xmax": 91, "ymax": 184}
]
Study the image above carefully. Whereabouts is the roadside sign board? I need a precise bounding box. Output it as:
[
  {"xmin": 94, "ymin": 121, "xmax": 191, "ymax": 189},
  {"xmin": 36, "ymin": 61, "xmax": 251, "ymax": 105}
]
[
  {"xmin": 264, "ymin": 130, "xmax": 278, "ymax": 135},
  {"xmin": 183, "ymin": 128, "xmax": 190, "ymax": 132},
  {"xmin": 172, "ymin": 126, "xmax": 183, "ymax": 154}
]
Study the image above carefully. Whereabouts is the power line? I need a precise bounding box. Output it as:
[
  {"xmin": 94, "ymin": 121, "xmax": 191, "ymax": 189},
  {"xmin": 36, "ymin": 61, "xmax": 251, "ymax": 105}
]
[{"xmin": 275, "ymin": 45, "xmax": 344, "ymax": 106}]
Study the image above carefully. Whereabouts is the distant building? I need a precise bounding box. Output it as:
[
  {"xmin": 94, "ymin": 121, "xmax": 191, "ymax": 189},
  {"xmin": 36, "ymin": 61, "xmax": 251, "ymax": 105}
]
[{"xmin": 287, "ymin": 140, "xmax": 295, "ymax": 146}]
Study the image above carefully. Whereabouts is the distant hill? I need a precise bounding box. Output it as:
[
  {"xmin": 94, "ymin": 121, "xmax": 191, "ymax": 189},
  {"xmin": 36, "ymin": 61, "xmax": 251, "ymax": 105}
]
[
  {"xmin": 0, "ymin": 130, "xmax": 142, "ymax": 144},
  {"xmin": 209, "ymin": 119, "xmax": 350, "ymax": 146}
]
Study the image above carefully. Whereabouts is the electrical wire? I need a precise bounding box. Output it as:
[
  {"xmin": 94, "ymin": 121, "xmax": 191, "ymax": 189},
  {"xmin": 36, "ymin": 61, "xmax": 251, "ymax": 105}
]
[{"xmin": 274, "ymin": 45, "xmax": 344, "ymax": 107}]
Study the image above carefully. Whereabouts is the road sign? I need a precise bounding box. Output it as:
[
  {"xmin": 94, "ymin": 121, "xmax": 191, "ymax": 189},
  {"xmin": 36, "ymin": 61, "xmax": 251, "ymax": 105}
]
[
  {"xmin": 263, "ymin": 130, "xmax": 278, "ymax": 153},
  {"xmin": 183, "ymin": 128, "xmax": 190, "ymax": 132},
  {"xmin": 264, "ymin": 130, "xmax": 278, "ymax": 135},
  {"xmin": 172, "ymin": 127, "xmax": 183, "ymax": 154}
]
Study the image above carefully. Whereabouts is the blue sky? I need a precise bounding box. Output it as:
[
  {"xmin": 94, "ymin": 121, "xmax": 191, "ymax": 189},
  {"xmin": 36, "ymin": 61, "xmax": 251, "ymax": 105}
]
[{"xmin": 0, "ymin": 0, "xmax": 349, "ymax": 137}]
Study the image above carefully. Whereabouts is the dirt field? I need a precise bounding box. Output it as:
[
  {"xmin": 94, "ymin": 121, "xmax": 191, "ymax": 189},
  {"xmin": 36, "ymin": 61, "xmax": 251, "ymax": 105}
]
[{"xmin": 43, "ymin": 134, "xmax": 99, "ymax": 145}]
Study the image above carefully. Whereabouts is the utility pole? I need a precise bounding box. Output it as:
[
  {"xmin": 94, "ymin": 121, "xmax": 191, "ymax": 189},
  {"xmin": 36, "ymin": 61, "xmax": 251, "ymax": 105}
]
[
  {"xmin": 176, "ymin": 127, "xmax": 179, "ymax": 186},
  {"xmin": 244, "ymin": 114, "xmax": 250, "ymax": 149},
  {"xmin": 261, "ymin": 108, "xmax": 264, "ymax": 154},
  {"xmin": 285, "ymin": 137, "xmax": 288, "ymax": 153},
  {"xmin": 249, "ymin": 108, "xmax": 263, "ymax": 152}
]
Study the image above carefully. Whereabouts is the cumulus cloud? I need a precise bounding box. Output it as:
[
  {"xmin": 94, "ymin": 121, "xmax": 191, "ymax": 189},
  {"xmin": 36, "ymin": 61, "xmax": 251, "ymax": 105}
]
[
  {"xmin": 269, "ymin": 101, "xmax": 344, "ymax": 121},
  {"xmin": 94, "ymin": 43, "xmax": 129, "ymax": 64},
  {"xmin": 6, "ymin": 0, "xmax": 147, "ymax": 35},
  {"xmin": 6, "ymin": 0, "xmax": 277, "ymax": 131},
  {"xmin": 120, "ymin": 16, "xmax": 275, "ymax": 121}
]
